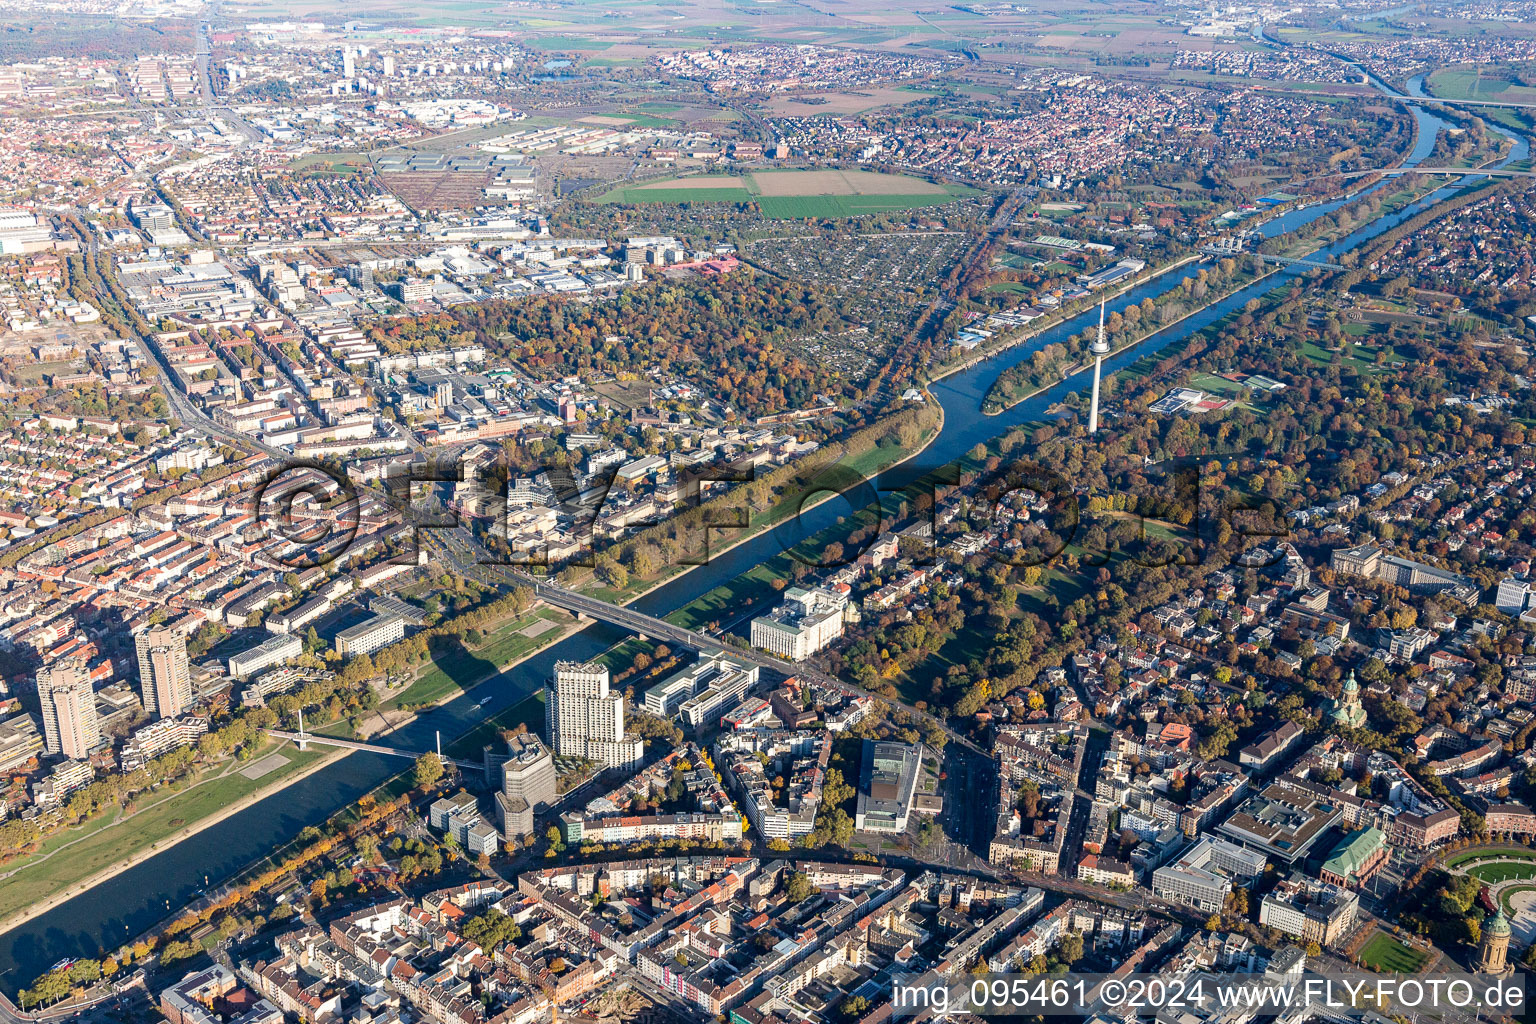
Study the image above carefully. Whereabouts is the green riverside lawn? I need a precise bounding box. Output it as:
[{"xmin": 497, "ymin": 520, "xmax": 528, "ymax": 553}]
[{"xmin": 0, "ymin": 739, "xmax": 327, "ymax": 926}]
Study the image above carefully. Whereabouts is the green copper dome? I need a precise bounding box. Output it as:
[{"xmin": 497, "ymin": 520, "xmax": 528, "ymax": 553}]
[{"xmin": 1486, "ymin": 909, "xmax": 1512, "ymax": 938}]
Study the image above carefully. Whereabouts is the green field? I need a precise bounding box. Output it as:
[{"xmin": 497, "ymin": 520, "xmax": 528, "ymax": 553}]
[
  {"xmin": 530, "ymin": 35, "xmax": 615, "ymax": 50},
  {"xmin": 0, "ymin": 740, "xmax": 325, "ymax": 924},
  {"xmin": 1468, "ymin": 861, "xmax": 1536, "ymax": 884},
  {"xmin": 1186, "ymin": 372, "xmax": 1261, "ymax": 410},
  {"xmin": 1427, "ymin": 67, "xmax": 1536, "ymax": 105},
  {"xmin": 598, "ymin": 174, "xmax": 753, "ymax": 205},
  {"xmin": 1446, "ymin": 846, "xmax": 1536, "ymax": 868},
  {"xmin": 609, "ymin": 113, "xmax": 678, "ymax": 128},
  {"xmin": 289, "ymin": 153, "xmax": 371, "ymax": 175},
  {"xmin": 1358, "ymin": 932, "xmax": 1430, "ymax": 973},
  {"xmin": 384, "ymin": 607, "xmax": 571, "ymax": 711},
  {"xmin": 13, "ymin": 359, "xmax": 77, "ymax": 385},
  {"xmin": 1299, "ymin": 340, "xmax": 1395, "ymax": 375}
]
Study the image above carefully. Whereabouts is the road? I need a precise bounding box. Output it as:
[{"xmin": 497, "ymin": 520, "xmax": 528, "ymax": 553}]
[
  {"xmin": 193, "ymin": 16, "xmax": 263, "ymax": 146},
  {"xmin": 0, "ymin": 975, "xmax": 149, "ymax": 1024},
  {"xmin": 523, "ymin": 577, "xmax": 988, "ymax": 756},
  {"xmin": 937, "ymin": 745, "xmax": 997, "ymax": 863},
  {"xmin": 386, "ymin": 509, "xmax": 994, "ymax": 761},
  {"xmin": 1289, "ymin": 165, "xmax": 1536, "ymax": 185}
]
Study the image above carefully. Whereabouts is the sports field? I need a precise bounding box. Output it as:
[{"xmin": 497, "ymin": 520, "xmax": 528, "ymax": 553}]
[{"xmin": 597, "ymin": 169, "xmax": 978, "ymax": 218}]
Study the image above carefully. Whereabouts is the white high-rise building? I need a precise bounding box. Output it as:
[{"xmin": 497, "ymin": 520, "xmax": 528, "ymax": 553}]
[
  {"xmin": 342, "ymin": 47, "xmax": 356, "ymax": 79},
  {"xmin": 136, "ymin": 623, "xmax": 191, "ymax": 719},
  {"xmin": 38, "ymin": 659, "xmax": 100, "ymax": 760},
  {"xmin": 545, "ymin": 661, "xmax": 644, "ymax": 769},
  {"xmin": 383, "ymin": 53, "xmax": 396, "ymax": 77}
]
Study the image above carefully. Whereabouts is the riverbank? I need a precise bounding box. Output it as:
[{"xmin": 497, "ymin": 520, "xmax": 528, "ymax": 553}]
[
  {"xmin": 981, "ymin": 264, "xmax": 1282, "ymax": 416},
  {"xmin": 0, "ymin": 741, "xmax": 344, "ymax": 937},
  {"xmin": 4, "ymin": 64, "xmax": 1509, "ymax": 1001},
  {"xmin": 573, "ymin": 401, "xmax": 946, "ymax": 610},
  {"xmin": 928, "ymin": 254, "xmax": 1204, "ymax": 386},
  {"xmin": 361, "ymin": 614, "xmax": 588, "ymax": 738}
]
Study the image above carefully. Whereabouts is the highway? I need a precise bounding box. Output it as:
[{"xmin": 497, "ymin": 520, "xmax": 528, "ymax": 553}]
[{"xmin": 193, "ymin": 15, "xmax": 264, "ymax": 146}]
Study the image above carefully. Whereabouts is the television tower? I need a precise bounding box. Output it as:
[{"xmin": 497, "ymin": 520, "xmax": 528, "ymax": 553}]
[{"xmin": 1089, "ymin": 299, "xmax": 1110, "ymax": 434}]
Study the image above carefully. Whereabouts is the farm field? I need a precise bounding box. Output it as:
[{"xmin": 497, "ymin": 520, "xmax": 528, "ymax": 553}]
[
  {"xmin": 1427, "ymin": 66, "xmax": 1536, "ymax": 105},
  {"xmin": 763, "ymin": 85, "xmax": 938, "ymax": 116}
]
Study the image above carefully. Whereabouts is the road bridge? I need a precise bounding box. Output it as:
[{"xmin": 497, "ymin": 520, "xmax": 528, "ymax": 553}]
[
  {"xmin": 1291, "ymin": 166, "xmax": 1536, "ymax": 186},
  {"xmin": 1199, "ymin": 245, "xmax": 1341, "ymax": 270},
  {"xmin": 524, "ymin": 577, "xmax": 987, "ymax": 756}
]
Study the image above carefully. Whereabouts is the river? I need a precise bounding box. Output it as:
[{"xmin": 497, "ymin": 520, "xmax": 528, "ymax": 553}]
[{"xmin": 0, "ymin": 85, "xmax": 1526, "ymax": 994}]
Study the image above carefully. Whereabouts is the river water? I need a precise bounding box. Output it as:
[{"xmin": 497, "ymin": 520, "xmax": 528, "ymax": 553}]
[{"xmin": 0, "ymin": 85, "xmax": 1526, "ymax": 994}]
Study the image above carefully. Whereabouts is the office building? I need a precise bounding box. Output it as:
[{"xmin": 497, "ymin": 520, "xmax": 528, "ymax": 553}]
[
  {"xmin": 428, "ymin": 791, "xmax": 499, "ymax": 857},
  {"xmin": 136, "ymin": 623, "xmax": 191, "ymax": 719},
  {"xmin": 0, "ymin": 713, "xmax": 43, "ymax": 773},
  {"xmin": 1238, "ymin": 720, "xmax": 1304, "ymax": 771},
  {"xmin": 643, "ymin": 651, "xmax": 758, "ymax": 730},
  {"xmin": 1496, "ymin": 578, "xmax": 1533, "ymax": 617},
  {"xmin": 1217, "ymin": 781, "xmax": 1343, "ymax": 864},
  {"xmin": 1151, "ymin": 837, "xmax": 1267, "ymax": 912},
  {"xmin": 854, "ymin": 740, "xmax": 922, "ymax": 833},
  {"xmin": 37, "ymin": 659, "xmax": 100, "ymax": 760},
  {"xmin": 1330, "ymin": 543, "xmax": 1475, "ymax": 597},
  {"xmin": 545, "ymin": 660, "xmax": 644, "ymax": 769},
  {"xmin": 750, "ymin": 586, "xmax": 853, "ymax": 660},
  {"xmin": 492, "ymin": 732, "xmax": 556, "ymax": 839},
  {"xmin": 335, "ymin": 614, "xmax": 405, "ymax": 657},
  {"xmin": 1259, "ymin": 878, "xmax": 1359, "ymax": 948},
  {"xmin": 228, "ymin": 633, "xmax": 302, "ymax": 679}
]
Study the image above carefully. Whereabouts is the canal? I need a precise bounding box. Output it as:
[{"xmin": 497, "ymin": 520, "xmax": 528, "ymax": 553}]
[{"xmin": 0, "ymin": 86, "xmax": 1525, "ymax": 994}]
